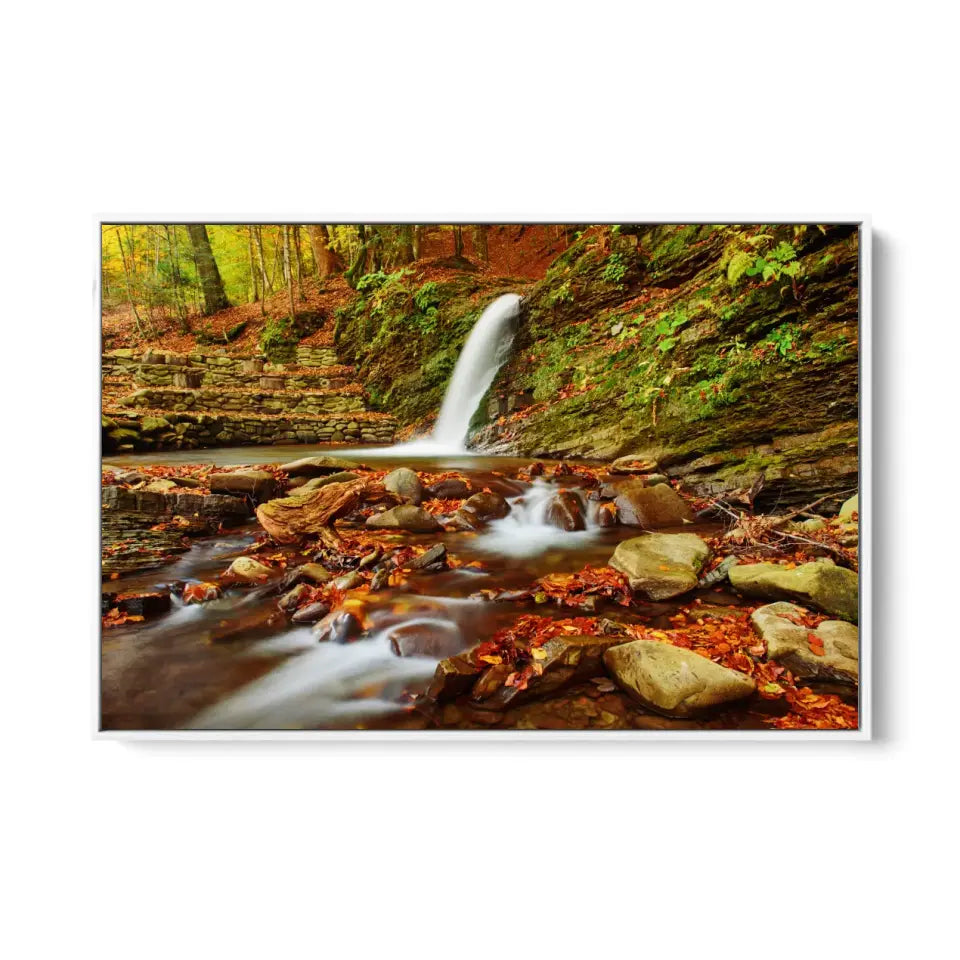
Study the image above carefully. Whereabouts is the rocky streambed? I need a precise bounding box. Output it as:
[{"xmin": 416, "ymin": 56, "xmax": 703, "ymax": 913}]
[{"xmin": 100, "ymin": 449, "xmax": 860, "ymax": 732}]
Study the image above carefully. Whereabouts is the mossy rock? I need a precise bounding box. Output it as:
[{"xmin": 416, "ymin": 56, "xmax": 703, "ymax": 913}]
[{"xmin": 140, "ymin": 416, "xmax": 170, "ymax": 433}]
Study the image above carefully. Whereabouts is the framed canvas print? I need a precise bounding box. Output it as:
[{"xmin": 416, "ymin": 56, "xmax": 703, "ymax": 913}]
[{"xmin": 98, "ymin": 221, "xmax": 868, "ymax": 738}]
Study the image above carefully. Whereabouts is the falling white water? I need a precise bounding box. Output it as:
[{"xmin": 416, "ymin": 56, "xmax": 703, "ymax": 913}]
[
  {"xmin": 430, "ymin": 293, "xmax": 521, "ymax": 448},
  {"xmin": 470, "ymin": 480, "xmax": 602, "ymax": 558}
]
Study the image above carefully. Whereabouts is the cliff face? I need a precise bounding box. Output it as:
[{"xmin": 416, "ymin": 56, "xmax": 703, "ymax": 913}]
[{"xmin": 475, "ymin": 224, "xmax": 859, "ymax": 507}]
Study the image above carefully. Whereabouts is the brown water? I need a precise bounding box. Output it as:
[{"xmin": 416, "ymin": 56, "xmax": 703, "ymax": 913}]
[{"xmin": 101, "ymin": 447, "xmax": 748, "ymax": 731}]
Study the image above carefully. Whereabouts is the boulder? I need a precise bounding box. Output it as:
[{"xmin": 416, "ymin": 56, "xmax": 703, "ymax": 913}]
[
  {"xmin": 729, "ymin": 561, "xmax": 858, "ymax": 622},
  {"xmin": 365, "ymin": 505, "xmax": 440, "ymax": 533},
  {"xmin": 226, "ymin": 557, "xmax": 272, "ymax": 581},
  {"xmin": 545, "ymin": 490, "xmax": 586, "ymax": 531},
  {"xmin": 209, "ymin": 470, "xmax": 280, "ymax": 503},
  {"xmin": 383, "ymin": 467, "xmax": 423, "ymax": 505},
  {"xmin": 452, "ymin": 491, "xmax": 510, "ymax": 529},
  {"xmin": 839, "ymin": 493, "xmax": 859, "ymax": 521},
  {"xmin": 609, "ymin": 533, "xmax": 710, "ymax": 600},
  {"xmin": 426, "ymin": 478, "xmax": 472, "ymax": 500},
  {"xmin": 751, "ymin": 602, "xmax": 859, "ymax": 682},
  {"xmin": 603, "ymin": 640, "xmax": 756, "ymax": 716},
  {"xmin": 278, "ymin": 455, "xmax": 359, "ymax": 477},
  {"xmin": 614, "ymin": 481, "xmax": 693, "ymax": 527}
]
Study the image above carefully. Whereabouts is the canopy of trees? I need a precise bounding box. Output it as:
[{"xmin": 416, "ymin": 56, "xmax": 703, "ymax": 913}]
[{"xmin": 100, "ymin": 224, "xmax": 495, "ymax": 334}]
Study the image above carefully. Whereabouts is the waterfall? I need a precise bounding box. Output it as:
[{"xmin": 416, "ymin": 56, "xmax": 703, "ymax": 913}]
[
  {"xmin": 430, "ymin": 293, "xmax": 521, "ymax": 448},
  {"xmin": 386, "ymin": 292, "xmax": 519, "ymax": 454}
]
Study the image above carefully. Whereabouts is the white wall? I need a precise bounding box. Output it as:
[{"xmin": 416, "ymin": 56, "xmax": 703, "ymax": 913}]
[{"xmin": 3, "ymin": 2, "xmax": 953, "ymax": 957}]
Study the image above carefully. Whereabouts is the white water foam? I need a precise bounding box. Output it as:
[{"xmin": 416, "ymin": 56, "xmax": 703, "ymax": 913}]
[{"xmin": 470, "ymin": 480, "xmax": 602, "ymax": 558}]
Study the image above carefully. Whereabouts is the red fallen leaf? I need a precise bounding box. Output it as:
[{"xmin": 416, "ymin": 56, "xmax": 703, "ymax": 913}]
[{"xmin": 183, "ymin": 582, "xmax": 221, "ymax": 604}]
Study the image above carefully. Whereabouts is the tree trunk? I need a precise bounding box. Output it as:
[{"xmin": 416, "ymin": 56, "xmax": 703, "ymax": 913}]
[
  {"xmin": 366, "ymin": 225, "xmax": 382, "ymax": 272},
  {"xmin": 165, "ymin": 225, "xmax": 190, "ymax": 333},
  {"xmin": 292, "ymin": 225, "xmax": 306, "ymax": 300},
  {"xmin": 115, "ymin": 228, "xmax": 145, "ymax": 338},
  {"xmin": 282, "ymin": 225, "xmax": 296, "ymax": 320},
  {"xmin": 397, "ymin": 225, "xmax": 414, "ymax": 264},
  {"xmin": 308, "ymin": 225, "xmax": 343, "ymax": 278},
  {"xmin": 345, "ymin": 224, "xmax": 368, "ymax": 289},
  {"xmin": 473, "ymin": 224, "xmax": 489, "ymax": 263},
  {"xmin": 412, "ymin": 225, "xmax": 424, "ymax": 260},
  {"xmin": 452, "ymin": 225, "xmax": 464, "ymax": 257},
  {"xmin": 247, "ymin": 226, "xmax": 259, "ymax": 303},
  {"xmin": 186, "ymin": 224, "xmax": 230, "ymax": 315}
]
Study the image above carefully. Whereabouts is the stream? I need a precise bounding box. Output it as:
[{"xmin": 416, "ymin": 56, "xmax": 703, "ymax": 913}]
[{"xmin": 101, "ymin": 447, "xmax": 753, "ymax": 730}]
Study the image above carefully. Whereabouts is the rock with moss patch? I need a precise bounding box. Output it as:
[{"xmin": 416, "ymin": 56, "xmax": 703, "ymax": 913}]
[
  {"xmin": 609, "ymin": 533, "xmax": 710, "ymax": 599},
  {"xmin": 839, "ymin": 493, "xmax": 859, "ymax": 521},
  {"xmin": 730, "ymin": 560, "xmax": 858, "ymax": 623}
]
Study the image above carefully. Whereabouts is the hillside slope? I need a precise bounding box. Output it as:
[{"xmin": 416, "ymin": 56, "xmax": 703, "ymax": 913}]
[{"xmin": 475, "ymin": 224, "xmax": 859, "ymax": 506}]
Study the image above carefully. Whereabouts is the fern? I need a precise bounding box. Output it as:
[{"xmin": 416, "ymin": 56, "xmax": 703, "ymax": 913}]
[{"xmin": 727, "ymin": 251, "xmax": 753, "ymax": 286}]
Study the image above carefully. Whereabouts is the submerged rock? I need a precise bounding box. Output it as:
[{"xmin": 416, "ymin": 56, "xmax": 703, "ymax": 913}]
[
  {"xmin": 383, "ymin": 467, "xmax": 423, "ymax": 505},
  {"xmin": 402, "ymin": 543, "xmax": 448, "ymax": 571},
  {"xmin": 365, "ymin": 505, "xmax": 440, "ymax": 533},
  {"xmin": 729, "ymin": 561, "xmax": 858, "ymax": 622},
  {"xmin": 751, "ymin": 602, "xmax": 859, "ymax": 682},
  {"xmin": 609, "ymin": 533, "xmax": 710, "ymax": 600},
  {"xmin": 387, "ymin": 620, "xmax": 464, "ymax": 659},
  {"xmin": 603, "ymin": 640, "xmax": 756, "ymax": 716},
  {"xmin": 614, "ymin": 481, "xmax": 693, "ymax": 527}
]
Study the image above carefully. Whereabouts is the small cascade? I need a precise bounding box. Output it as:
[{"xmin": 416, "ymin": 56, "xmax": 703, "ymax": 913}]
[{"xmin": 470, "ymin": 481, "xmax": 601, "ymax": 558}]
